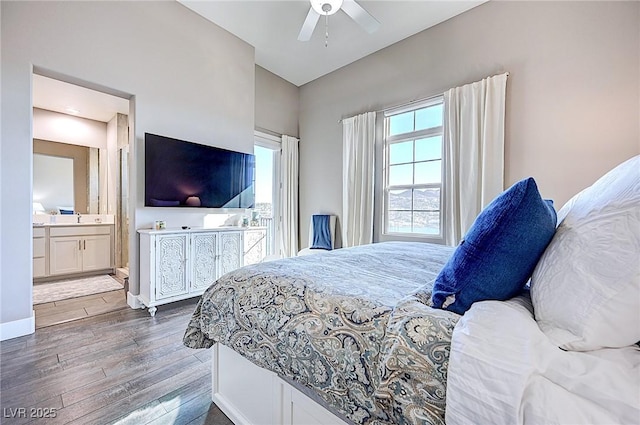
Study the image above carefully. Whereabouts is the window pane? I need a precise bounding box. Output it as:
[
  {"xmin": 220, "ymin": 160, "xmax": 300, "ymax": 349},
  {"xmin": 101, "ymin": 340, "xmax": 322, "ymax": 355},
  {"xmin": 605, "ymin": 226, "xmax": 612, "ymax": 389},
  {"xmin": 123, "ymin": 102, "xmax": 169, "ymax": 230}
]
[
  {"xmin": 414, "ymin": 160, "xmax": 441, "ymax": 184},
  {"xmin": 389, "ymin": 189, "xmax": 412, "ymax": 210},
  {"xmin": 415, "ymin": 136, "xmax": 441, "ymax": 162},
  {"xmin": 389, "ymin": 111, "xmax": 414, "ymax": 136},
  {"xmin": 413, "ymin": 188, "xmax": 440, "ymax": 211},
  {"xmin": 388, "ymin": 211, "xmax": 412, "ymax": 233},
  {"xmin": 415, "ymin": 104, "xmax": 443, "ymax": 131},
  {"xmin": 389, "ymin": 141, "xmax": 413, "ymax": 165},
  {"xmin": 389, "ymin": 164, "xmax": 413, "ymax": 186},
  {"xmin": 413, "ymin": 212, "xmax": 440, "ymax": 235},
  {"xmin": 254, "ymin": 146, "xmax": 274, "ymax": 212}
]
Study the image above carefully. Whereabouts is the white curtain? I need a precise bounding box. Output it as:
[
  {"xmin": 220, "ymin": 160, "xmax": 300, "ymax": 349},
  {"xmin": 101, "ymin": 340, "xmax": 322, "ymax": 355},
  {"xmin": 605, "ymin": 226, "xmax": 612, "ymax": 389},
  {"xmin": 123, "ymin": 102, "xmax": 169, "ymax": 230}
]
[
  {"xmin": 342, "ymin": 111, "xmax": 376, "ymax": 247},
  {"xmin": 444, "ymin": 73, "xmax": 508, "ymax": 246},
  {"xmin": 279, "ymin": 135, "xmax": 299, "ymax": 257}
]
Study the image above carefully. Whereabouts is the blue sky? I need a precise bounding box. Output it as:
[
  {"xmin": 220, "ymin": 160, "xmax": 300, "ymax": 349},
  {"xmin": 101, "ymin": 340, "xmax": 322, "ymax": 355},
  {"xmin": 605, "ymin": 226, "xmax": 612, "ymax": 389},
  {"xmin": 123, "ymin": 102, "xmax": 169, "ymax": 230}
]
[
  {"xmin": 389, "ymin": 104, "xmax": 442, "ymax": 135},
  {"xmin": 388, "ymin": 105, "xmax": 443, "ymax": 186},
  {"xmin": 389, "ymin": 137, "xmax": 442, "ymax": 186},
  {"xmin": 254, "ymin": 145, "xmax": 273, "ymax": 203}
]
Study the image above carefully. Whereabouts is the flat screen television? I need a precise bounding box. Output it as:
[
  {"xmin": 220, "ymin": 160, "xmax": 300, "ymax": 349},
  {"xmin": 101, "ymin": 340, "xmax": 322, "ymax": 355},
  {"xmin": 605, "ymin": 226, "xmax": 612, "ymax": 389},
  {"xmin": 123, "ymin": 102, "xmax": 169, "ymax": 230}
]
[{"xmin": 144, "ymin": 133, "xmax": 255, "ymax": 209}]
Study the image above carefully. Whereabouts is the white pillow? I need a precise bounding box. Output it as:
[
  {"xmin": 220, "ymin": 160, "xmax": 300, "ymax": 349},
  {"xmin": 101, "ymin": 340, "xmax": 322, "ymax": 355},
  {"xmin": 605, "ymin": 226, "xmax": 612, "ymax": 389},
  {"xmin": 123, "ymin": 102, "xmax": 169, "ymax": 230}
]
[{"xmin": 530, "ymin": 155, "xmax": 640, "ymax": 351}]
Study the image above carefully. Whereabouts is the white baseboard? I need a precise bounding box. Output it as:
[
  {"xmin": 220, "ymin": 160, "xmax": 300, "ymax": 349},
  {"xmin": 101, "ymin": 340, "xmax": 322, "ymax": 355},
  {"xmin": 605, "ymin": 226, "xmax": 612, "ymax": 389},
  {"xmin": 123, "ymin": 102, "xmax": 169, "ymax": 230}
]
[
  {"xmin": 127, "ymin": 291, "xmax": 144, "ymax": 309},
  {"xmin": 0, "ymin": 310, "xmax": 35, "ymax": 341}
]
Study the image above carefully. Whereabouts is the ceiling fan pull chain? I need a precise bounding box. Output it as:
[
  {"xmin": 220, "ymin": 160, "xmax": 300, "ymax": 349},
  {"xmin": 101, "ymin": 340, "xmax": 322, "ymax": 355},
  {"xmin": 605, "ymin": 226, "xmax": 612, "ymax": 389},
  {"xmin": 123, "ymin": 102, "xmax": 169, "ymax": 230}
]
[{"xmin": 325, "ymin": 13, "xmax": 329, "ymax": 47}]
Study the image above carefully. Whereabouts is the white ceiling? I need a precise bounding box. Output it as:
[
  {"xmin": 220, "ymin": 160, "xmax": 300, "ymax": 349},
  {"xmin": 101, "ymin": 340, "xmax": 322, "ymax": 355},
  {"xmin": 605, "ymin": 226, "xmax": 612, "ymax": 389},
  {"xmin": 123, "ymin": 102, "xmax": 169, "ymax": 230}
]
[
  {"xmin": 180, "ymin": 0, "xmax": 485, "ymax": 86},
  {"xmin": 33, "ymin": 74, "xmax": 129, "ymax": 123}
]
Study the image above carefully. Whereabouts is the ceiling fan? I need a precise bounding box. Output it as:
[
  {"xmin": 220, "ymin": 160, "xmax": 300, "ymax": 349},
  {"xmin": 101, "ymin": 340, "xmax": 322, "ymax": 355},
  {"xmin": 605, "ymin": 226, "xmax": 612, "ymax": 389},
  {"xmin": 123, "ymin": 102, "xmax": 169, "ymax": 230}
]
[{"xmin": 297, "ymin": 0, "xmax": 381, "ymax": 42}]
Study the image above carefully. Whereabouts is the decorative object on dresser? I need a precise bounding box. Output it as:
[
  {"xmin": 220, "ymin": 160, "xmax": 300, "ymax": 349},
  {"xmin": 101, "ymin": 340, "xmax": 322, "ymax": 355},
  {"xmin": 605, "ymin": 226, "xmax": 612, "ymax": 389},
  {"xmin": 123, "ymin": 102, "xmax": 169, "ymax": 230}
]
[{"xmin": 137, "ymin": 226, "xmax": 267, "ymax": 316}]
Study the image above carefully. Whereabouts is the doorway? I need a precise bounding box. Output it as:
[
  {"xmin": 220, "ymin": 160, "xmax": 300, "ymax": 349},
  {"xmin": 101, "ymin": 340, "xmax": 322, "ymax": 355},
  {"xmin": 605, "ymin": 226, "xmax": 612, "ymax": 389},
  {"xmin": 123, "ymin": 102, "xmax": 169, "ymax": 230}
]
[{"xmin": 31, "ymin": 72, "xmax": 132, "ymax": 328}]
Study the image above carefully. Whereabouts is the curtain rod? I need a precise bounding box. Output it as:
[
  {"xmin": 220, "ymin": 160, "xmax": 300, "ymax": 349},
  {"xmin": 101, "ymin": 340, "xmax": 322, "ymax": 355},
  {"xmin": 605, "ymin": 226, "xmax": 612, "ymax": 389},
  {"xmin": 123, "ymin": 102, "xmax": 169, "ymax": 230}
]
[{"xmin": 338, "ymin": 72, "xmax": 509, "ymax": 123}]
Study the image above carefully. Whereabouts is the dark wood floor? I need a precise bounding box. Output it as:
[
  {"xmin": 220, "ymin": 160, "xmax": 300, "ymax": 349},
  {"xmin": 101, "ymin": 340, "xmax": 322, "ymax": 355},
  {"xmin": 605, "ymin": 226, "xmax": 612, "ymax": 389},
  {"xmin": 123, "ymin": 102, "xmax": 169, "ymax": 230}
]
[{"xmin": 0, "ymin": 299, "xmax": 234, "ymax": 425}]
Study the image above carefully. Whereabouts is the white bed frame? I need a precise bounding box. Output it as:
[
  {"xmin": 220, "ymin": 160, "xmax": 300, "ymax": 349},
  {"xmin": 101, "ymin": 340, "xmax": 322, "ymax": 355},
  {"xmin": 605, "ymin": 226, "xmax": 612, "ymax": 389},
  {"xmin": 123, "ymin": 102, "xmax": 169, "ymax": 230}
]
[{"xmin": 211, "ymin": 343, "xmax": 349, "ymax": 425}]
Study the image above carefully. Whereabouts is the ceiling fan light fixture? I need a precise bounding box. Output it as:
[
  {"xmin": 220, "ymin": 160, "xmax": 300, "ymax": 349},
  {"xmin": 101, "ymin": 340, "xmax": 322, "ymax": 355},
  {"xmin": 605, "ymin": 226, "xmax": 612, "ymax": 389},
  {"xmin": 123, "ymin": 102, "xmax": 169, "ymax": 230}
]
[
  {"xmin": 298, "ymin": 0, "xmax": 378, "ymax": 43},
  {"xmin": 310, "ymin": 0, "xmax": 343, "ymax": 16}
]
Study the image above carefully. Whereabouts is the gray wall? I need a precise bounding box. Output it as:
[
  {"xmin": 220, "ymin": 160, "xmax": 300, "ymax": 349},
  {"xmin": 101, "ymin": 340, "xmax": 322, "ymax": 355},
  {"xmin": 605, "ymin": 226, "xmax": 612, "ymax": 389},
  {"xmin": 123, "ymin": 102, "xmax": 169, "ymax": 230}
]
[
  {"xmin": 1, "ymin": 1, "xmax": 254, "ymax": 330},
  {"xmin": 255, "ymin": 65, "xmax": 300, "ymax": 137},
  {"xmin": 298, "ymin": 1, "xmax": 640, "ymax": 248}
]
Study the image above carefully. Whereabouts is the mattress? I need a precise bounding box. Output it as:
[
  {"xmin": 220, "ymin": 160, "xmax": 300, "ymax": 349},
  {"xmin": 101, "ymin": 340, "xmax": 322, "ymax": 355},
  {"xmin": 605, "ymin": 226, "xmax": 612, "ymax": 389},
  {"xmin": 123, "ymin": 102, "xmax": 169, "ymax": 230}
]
[{"xmin": 184, "ymin": 241, "xmax": 460, "ymax": 425}]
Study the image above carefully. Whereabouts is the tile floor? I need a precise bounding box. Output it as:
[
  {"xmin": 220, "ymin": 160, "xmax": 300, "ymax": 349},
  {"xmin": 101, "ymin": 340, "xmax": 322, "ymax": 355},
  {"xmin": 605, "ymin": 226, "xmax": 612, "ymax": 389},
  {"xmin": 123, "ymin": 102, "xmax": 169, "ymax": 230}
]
[{"xmin": 34, "ymin": 287, "xmax": 128, "ymax": 329}]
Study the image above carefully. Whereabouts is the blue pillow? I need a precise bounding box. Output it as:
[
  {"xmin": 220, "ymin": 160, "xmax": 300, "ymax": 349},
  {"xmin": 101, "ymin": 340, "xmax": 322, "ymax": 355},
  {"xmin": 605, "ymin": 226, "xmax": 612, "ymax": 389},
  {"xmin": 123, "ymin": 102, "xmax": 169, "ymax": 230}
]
[{"xmin": 432, "ymin": 177, "xmax": 557, "ymax": 315}]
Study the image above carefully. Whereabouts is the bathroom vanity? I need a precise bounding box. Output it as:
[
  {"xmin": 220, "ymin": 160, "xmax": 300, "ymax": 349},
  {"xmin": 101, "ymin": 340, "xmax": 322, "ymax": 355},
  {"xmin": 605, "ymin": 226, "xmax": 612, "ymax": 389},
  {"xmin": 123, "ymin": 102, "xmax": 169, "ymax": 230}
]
[{"xmin": 33, "ymin": 222, "xmax": 115, "ymax": 280}]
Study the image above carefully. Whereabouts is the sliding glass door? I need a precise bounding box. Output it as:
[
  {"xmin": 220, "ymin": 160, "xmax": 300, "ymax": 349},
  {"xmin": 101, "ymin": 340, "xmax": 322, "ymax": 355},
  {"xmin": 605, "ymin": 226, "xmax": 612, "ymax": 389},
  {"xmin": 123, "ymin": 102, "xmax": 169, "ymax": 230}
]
[{"xmin": 254, "ymin": 134, "xmax": 281, "ymax": 257}]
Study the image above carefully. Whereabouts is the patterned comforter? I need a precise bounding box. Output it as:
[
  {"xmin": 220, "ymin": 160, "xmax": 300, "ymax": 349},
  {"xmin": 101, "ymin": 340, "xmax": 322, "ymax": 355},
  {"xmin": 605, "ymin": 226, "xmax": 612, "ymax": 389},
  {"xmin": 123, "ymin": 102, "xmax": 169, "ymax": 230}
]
[{"xmin": 183, "ymin": 242, "xmax": 460, "ymax": 425}]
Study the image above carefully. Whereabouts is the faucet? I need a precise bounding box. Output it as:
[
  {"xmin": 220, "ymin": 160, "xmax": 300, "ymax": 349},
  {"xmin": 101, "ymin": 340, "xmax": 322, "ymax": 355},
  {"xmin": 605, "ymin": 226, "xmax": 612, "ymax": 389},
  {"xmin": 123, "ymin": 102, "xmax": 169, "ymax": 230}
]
[{"xmin": 76, "ymin": 212, "xmax": 81, "ymax": 224}]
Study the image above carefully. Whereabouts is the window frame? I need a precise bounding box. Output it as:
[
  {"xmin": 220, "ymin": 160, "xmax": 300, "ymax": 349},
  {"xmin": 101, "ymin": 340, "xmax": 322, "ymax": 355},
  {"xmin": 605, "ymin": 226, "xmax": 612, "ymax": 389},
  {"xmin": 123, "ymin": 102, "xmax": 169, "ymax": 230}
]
[{"xmin": 382, "ymin": 96, "xmax": 445, "ymax": 242}]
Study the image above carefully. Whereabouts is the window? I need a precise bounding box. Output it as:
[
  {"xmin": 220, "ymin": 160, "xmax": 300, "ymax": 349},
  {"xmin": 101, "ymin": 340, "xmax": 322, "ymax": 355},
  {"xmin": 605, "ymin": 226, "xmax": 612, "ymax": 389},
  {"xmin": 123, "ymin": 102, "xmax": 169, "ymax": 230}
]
[{"xmin": 383, "ymin": 97, "xmax": 444, "ymax": 240}]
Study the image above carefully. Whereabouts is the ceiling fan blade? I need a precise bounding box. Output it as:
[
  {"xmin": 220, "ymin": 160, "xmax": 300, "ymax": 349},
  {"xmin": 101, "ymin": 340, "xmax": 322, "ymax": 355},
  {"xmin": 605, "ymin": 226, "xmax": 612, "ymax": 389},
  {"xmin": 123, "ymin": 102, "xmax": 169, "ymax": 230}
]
[
  {"xmin": 298, "ymin": 7, "xmax": 321, "ymax": 41},
  {"xmin": 341, "ymin": 0, "xmax": 380, "ymax": 34}
]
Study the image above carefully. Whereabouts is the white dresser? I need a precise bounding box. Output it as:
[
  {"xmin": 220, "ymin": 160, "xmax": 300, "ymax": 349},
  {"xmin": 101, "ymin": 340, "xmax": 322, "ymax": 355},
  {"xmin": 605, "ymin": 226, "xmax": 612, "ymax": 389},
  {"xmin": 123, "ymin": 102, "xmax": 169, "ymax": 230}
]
[{"xmin": 138, "ymin": 227, "xmax": 267, "ymax": 316}]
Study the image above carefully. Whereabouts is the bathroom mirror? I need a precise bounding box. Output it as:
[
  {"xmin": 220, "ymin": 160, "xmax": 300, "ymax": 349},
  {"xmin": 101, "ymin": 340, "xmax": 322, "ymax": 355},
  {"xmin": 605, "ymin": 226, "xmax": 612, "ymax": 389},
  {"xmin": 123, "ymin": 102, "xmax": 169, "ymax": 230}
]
[{"xmin": 33, "ymin": 139, "xmax": 101, "ymax": 214}]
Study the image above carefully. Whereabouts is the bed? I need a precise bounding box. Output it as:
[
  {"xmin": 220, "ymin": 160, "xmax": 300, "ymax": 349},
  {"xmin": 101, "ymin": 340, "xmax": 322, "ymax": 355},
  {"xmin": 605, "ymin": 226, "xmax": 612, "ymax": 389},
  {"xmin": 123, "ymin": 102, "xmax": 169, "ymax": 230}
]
[
  {"xmin": 184, "ymin": 156, "xmax": 640, "ymax": 425},
  {"xmin": 184, "ymin": 241, "xmax": 460, "ymax": 424}
]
